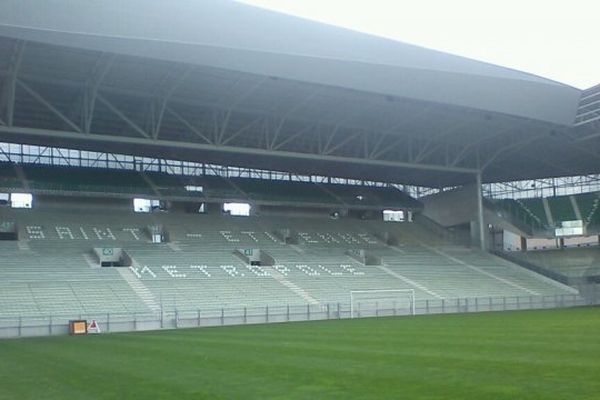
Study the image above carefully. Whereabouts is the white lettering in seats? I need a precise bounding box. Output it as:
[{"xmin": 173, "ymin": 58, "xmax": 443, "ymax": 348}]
[
  {"xmin": 220, "ymin": 231, "xmax": 240, "ymax": 242},
  {"xmin": 316, "ymin": 233, "xmax": 339, "ymax": 244},
  {"xmin": 221, "ymin": 265, "xmax": 243, "ymax": 277},
  {"xmin": 55, "ymin": 227, "xmax": 74, "ymax": 240},
  {"xmin": 123, "ymin": 228, "xmax": 141, "ymax": 240},
  {"xmin": 272, "ymin": 265, "xmax": 290, "ymax": 276},
  {"xmin": 246, "ymin": 265, "xmax": 269, "ymax": 276},
  {"xmin": 340, "ymin": 264, "xmax": 365, "ymax": 276},
  {"xmin": 263, "ymin": 231, "xmax": 279, "ymax": 243},
  {"xmin": 296, "ymin": 265, "xmax": 320, "ymax": 276},
  {"xmin": 338, "ymin": 233, "xmax": 360, "ymax": 244},
  {"xmin": 241, "ymin": 231, "xmax": 259, "ymax": 242},
  {"xmin": 93, "ymin": 227, "xmax": 116, "ymax": 240},
  {"xmin": 141, "ymin": 266, "xmax": 156, "ymax": 278},
  {"xmin": 79, "ymin": 227, "xmax": 89, "ymax": 240},
  {"xmin": 191, "ymin": 265, "xmax": 211, "ymax": 277},
  {"xmin": 298, "ymin": 232, "xmax": 318, "ymax": 244},
  {"xmin": 318, "ymin": 265, "xmax": 342, "ymax": 276},
  {"xmin": 130, "ymin": 266, "xmax": 156, "ymax": 279},
  {"xmin": 358, "ymin": 233, "xmax": 378, "ymax": 245},
  {"xmin": 26, "ymin": 226, "xmax": 45, "ymax": 239},
  {"xmin": 162, "ymin": 265, "xmax": 186, "ymax": 278},
  {"xmin": 129, "ymin": 266, "xmax": 141, "ymax": 278}
]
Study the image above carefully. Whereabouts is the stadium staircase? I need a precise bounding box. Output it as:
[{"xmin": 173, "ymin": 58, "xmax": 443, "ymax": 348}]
[
  {"xmin": 569, "ymin": 196, "xmax": 583, "ymax": 220},
  {"xmin": 116, "ymin": 267, "xmax": 161, "ymax": 313},
  {"xmin": 542, "ymin": 198, "xmax": 555, "ymax": 227}
]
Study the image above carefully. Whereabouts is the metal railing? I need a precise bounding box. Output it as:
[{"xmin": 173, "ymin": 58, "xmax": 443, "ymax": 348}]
[{"xmin": 0, "ymin": 292, "xmax": 596, "ymax": 339}]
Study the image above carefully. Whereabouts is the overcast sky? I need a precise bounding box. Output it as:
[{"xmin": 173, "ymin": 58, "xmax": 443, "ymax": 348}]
[{"xmin": 239, "ymin": 0, "xmax": 599, "ymax": 89}]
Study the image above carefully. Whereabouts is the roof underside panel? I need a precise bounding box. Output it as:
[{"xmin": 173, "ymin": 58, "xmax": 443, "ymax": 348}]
[
  {"xmin": 0, "ymin": 0, "xmax": 581, "ymax": 125},
  {"xmin": 0, "ymin": 32, "xmax": 597, "ymax": 186}
]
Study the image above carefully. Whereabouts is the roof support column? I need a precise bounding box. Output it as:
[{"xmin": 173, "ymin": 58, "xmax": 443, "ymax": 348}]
[
  {"xmin": 1, "ymin": 41, "xmax": 26, "ymax": 126},
  {"xmin": 476, "ymin": 171, "xmax": 486, "ymax": 251}
]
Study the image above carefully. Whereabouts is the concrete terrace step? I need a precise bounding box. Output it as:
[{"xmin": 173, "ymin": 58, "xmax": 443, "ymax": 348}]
[{"xmin": 118, "ymin": 266, "xmax": 160, "ymax": 313}]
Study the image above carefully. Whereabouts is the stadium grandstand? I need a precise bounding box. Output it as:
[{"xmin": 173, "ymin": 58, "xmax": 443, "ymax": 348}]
[{"xmin": 0, "ymin": 0, "xmax": 599, "ymax": 342}]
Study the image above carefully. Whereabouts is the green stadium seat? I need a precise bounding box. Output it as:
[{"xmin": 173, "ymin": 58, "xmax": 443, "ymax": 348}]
[
  {"xmin": 0, "ymin": 162, "xmax": 23, "ymax": 190},
  {"xmin": 21, "ymin": 164, "xmax": 154, "ymax": 196},
  {"xmin": 494, "ymin": 199, "xmax": 545, "ymax": 228},
  {"xmin": 520, "ymin": 198, "xmax": 549, "ymax": 227},
  {"xmin": 547, "ymin": 195, "xmax": 577, "ymax": 222},
  {"xmin": 576, "ymin": 192, "xmax": 600, "ymax": 226}
]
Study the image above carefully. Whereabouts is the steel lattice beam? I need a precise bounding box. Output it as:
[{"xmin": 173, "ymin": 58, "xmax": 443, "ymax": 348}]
[{"xmin": 0, "ymin": 125, "xmax": 478, "ymax": 175}]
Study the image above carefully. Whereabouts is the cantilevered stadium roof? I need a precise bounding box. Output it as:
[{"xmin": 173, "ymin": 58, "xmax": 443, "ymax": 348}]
[{"xmin": 0, "ymin": 0, "xmax": 598, "ymax": 187}]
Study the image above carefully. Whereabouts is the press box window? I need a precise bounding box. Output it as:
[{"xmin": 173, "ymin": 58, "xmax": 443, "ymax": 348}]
[
  {"xmin": 383, "ymin": 210, "xmax": 405, "ymax": 222},
  {"xmin": 11, "ymin": 193, "xmax": 33, "ymax": 209},
  {"xmin": 185, "ymin": 185, "xmax": 203, "ymax": 193},
  {"xmin": 223, "ymin": 202, "xmax": 251, "ymax": 217},
  {"xmin": 133, "ymin": 198, "xmax": 161, "ymax": 213}
]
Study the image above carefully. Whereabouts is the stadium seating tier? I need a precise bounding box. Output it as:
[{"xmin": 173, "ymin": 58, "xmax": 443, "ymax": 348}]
[{"xmin": 0, "ymin": 205, "xmax": 576, "ymax": 319}]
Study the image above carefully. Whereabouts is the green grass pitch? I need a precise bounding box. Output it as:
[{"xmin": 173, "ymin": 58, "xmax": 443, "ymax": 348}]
[{"xmin": 1, "ymin": 307, "xmax": 599, "ymax": 400}]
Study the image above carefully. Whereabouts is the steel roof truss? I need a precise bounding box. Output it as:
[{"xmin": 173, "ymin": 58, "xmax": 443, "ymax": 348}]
[
  {"xmin": 17, "ymin": 79, "xmax": 81, "ymax": 133},
  {"xmin": 0, "ymin": 40, "xmax": 25, "ymax": 126},
  {"xmin": 166, "ymin": 107, "xmax": 213, "ymax": 144},
  {"xmin": 96, "ymin": 93, "xmax": 149, "ymax": 139},
  {"xmin": 0, "ymin": 125, "xmax": 477, "ymax": 175}
]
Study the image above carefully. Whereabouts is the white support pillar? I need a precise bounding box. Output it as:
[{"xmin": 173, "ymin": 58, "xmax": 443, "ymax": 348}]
[{"xmin": 476, "ymin": 172, "xmax": 486, "ymax": 251}]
